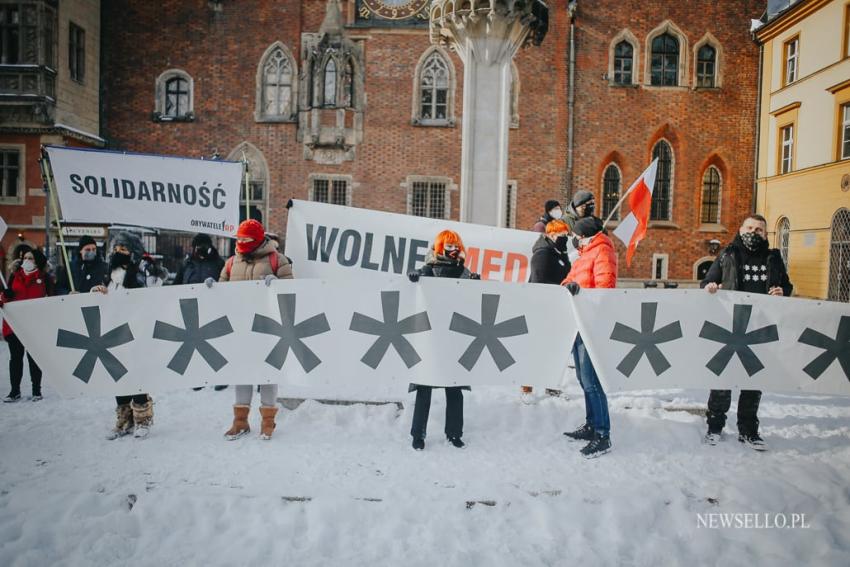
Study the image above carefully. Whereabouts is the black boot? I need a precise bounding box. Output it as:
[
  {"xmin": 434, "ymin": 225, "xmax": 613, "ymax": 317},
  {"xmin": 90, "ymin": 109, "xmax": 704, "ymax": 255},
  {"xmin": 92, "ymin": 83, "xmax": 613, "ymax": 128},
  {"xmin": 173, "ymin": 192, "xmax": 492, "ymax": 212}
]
[
  {"xmin": 564, "ymin": 423, "xmax": 594, "ymax": 441},
  {"xmin": 412, "ymin": 437, "xmax": 425, "ymax": 451},
  {"xmin": 580, "ymin": 432, "xmax": 611, "ymax": 458},
  {"xmin": 447, "ymin": 436, "xmax": 465, "ymax": 449}
]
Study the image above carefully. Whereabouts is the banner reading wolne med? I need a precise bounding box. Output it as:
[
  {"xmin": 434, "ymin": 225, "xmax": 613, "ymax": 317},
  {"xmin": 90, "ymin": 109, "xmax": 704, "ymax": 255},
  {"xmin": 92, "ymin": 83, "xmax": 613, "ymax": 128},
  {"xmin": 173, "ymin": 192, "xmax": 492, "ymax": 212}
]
[
  {"xmin": 285, "ymin": 199, "xmax": 543, "ymax": 282},
  {"xmin": 45, "ymin": 146, "xmax": 242, "ymax": 237}
]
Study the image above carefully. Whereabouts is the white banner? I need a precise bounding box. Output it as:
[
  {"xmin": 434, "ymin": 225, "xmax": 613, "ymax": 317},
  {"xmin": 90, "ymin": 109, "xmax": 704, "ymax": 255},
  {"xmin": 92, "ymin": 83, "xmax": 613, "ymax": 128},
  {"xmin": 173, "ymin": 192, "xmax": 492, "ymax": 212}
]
[
  {"xmin": 572, "ymin": 289, "xmax": 850, "ymax": 396},
  {"xmin": 284, "ymin": 199, "xmax": 543, "ymax": 282},
  {"xmin": 1, "ymin": 278, "xmax": 575, "ymax": 399},
  {"xmin": 45, "ymin": 146, "xmax": 242, "ymax": 238}
]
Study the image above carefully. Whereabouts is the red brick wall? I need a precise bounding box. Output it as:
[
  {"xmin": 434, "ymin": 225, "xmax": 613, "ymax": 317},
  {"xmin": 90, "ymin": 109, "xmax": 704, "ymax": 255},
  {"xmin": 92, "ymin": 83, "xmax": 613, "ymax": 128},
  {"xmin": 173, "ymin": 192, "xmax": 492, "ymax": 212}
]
[
  {"xmin": 100, "ymin": 0, "xmax": 760, "ymax": 281},
  {"xmin": 0, "ymin": 135, "xmax": 47, "ymax": 259}
]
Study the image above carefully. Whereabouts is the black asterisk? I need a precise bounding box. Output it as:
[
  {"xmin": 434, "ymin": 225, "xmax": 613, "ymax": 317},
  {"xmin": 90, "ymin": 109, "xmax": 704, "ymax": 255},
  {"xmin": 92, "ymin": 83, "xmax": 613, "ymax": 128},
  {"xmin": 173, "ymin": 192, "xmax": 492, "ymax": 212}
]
[
  {"xmin": 449, "ymin": 294, "xmax": 528, "ymax": 371},
  {"xmin": 153, "ymin": 298, "xmax": 233, "ymax": 375},
  {"xmin": 349, "ymin": 291, "xmax": 431, "ymax": 369},
  {"xmin": 252, "ymin": 294, "xmax": 330, "ymax": 372},
  {"xmin": 56, "ymin": 306, "xmax": 134, "ymax": 383},
  {"xmin": 798, "ymin": 316, "xmax": 850, "ymax": 381},
  {"xmin": 699, "ymin": 304, "xmax": 779, "ymax": 377},
  {"xmin": 610, "ymin": 302, "xmax": 683, "ymax": 377}
]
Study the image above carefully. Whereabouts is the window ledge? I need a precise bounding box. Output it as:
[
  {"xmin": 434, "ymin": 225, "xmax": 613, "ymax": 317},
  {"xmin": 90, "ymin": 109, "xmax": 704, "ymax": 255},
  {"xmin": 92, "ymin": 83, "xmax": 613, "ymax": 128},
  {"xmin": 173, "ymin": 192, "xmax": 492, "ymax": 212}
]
[
  {"xmin": 642, "ymin": 84, "xmax": 689, "ymax": 91},
  {"xmin": 693, "ymin": 86, "xmax": 720, "ymax": 91},
  {"xmin": 647, "ymin": 220, "xmax": 680, "ymax": 229},
  {"xmin": 152, "ymin": 111, "xmax": 195, "ymax": 123},
  {"xmin": 698, "ymin": 223, "xmax": 727, "ymax": 232},
  {"xmin": 607, "ymin": 82, "xmax": 639, "ymax": 89},
  {"xmin": 412, "ymin": 118, "xmax": 456, "ymax": 128},
  {"xmin": 255, "ymin": 116, "xmax": 297, "ymax": 124},
  {"xmin": 0, "ymin": 198, "xmax": 25, "ymax": 206}
]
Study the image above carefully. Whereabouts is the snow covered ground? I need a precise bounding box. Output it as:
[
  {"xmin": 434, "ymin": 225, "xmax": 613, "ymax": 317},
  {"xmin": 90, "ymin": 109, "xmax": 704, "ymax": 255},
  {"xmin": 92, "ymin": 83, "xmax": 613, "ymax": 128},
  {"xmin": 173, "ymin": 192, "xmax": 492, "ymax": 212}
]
[{"xmin": 1, "ymin": 342, "xmax": 849, "ymax": 566}]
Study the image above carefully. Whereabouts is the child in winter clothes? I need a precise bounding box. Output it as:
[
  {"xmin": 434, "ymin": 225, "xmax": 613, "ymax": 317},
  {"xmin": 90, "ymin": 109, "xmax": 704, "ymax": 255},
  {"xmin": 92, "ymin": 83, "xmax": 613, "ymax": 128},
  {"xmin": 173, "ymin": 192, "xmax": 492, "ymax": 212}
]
[
  {"xmin": 406, "ymin": 230, "xmax": 480, "ymax": 451},
  {"xmin": 91, "ymin": 231, "xmax": 156, "ymax": 439},
  {"xmin": 1, "ymin": 245, "xmax": 53, "ymax": 402},
  {"xmin": 216, "ymin": 219, "xmax": 293, "ymax": 441}
]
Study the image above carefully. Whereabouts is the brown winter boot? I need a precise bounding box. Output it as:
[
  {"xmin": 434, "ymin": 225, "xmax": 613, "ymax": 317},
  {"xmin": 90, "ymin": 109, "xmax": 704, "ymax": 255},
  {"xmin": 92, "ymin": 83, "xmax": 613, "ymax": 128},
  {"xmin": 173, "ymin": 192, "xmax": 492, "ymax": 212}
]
[
  {"xmin": 107, "ymin": 403, "xmax": 134, "ymax": 440},
  {"xmin": 131, "ymin": 396, "xmax": 154, "ymax": 439},
  {"xmin": 225, "ymin": 405, "xmax": 251, "ymax": 440},
  {"xmin": 259, "ymin": 405, "xmax": 278, "ymax": 440}
]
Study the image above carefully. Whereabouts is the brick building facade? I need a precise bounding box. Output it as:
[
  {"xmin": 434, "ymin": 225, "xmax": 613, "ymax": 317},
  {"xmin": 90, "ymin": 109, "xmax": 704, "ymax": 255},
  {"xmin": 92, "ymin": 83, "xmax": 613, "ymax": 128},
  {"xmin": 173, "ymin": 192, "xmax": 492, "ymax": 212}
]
[{"xmin": 93, "ymin": 0, "xmax": 762, "ymax": 281}]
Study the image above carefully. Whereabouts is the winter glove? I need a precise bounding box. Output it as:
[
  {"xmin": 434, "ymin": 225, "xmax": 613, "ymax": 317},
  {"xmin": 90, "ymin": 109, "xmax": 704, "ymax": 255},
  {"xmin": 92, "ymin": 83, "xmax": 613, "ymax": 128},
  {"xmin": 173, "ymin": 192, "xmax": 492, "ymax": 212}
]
[
  {"xmin": 407, "ymin": 271, "xmax": 420, "ymax": 283},
  {"xmin": 264, "ymin": 274, "xmax": 277, "ymax": 287},
  {"xmin": 2, "ymin": 288, "xmax": 14, "ymax": 300},
  {"xmin": 204, "ymin": 277, "xmax": 215, "ymax": 289},
  {"xmin": 564, "ymin": 282, "xmax": 580, "ymax": 296},
  {"xmin": 469, "ymin": 273, "xmax": 481, "ymax": 280}
]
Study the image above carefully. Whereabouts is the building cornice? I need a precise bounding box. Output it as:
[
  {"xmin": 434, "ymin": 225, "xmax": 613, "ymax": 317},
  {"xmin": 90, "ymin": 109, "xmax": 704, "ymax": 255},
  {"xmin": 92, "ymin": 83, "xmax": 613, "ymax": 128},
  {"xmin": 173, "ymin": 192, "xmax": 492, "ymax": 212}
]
[
  {"xmin": 0, "ymin": 125, "xmax": 105, "ymax": 147},
  {"xmin": 755, "ymin": 0, "xmax": 833, "ymax": 43}
]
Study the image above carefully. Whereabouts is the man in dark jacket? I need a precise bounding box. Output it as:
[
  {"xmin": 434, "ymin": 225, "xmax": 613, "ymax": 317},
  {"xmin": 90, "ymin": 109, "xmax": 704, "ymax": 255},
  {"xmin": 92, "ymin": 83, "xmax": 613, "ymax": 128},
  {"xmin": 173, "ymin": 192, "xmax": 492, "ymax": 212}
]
[
  {"xmin": 173, "ymin": 233, "xmax": 225, "ymax": 286},
  {"xmin": 562, "ymin": 190, "xmax": 595, "ymax": 231},
  {"xmin": 701, "ymin": 214, "xmax": 792, "ymax": 451},
  {"xmin": 55, "ymin": 235, "xmax": 108, "ymax": 294},
  {"xmin": 531, "ymin": 199, "xmax": 563, "ymax": 233}
]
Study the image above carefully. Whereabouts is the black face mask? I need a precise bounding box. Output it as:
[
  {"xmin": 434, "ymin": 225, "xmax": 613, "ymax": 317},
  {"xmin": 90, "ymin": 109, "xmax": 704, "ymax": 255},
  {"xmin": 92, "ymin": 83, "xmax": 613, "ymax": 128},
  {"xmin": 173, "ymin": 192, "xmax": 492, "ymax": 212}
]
[
  {"xmin": 740, "ymin": 232, "xmax": 766, "ymax": 252},
  {"xmin": 194, "ymin": 246, "xmax": 209, "ymax": 259},
  {"xmin": 554, "ymin": 235, "xmax": 569, "ymax": 251},
  {"xmin": 110, "ymin": 252, "xmax": 131, "ymax": 270},
  {"xmin": 444, "ymin": 249, "xmax": 460, "ymax": 261},
  {"xmin": 583, "ymin": 203, "xmax": 595, "ymax": 217}
]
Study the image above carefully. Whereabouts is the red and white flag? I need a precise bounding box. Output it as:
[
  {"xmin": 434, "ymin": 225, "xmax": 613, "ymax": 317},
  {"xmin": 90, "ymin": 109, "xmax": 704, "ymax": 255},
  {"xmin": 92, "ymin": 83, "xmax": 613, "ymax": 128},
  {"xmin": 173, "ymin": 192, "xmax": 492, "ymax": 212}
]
[{"xmin": 612, "ymin": 159, "xmax": 658, "ymax": 266}]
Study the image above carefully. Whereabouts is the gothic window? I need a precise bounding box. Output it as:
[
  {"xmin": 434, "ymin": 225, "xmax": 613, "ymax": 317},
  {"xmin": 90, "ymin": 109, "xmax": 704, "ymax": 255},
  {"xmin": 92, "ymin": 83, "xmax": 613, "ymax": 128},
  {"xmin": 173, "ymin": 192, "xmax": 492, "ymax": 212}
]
[
  {"xmin": 700, "ymin": 166, "xmax": 721, "ymax": 224},
  {"xmin": 651, "ymin": 140, "xmax": 673, "ymax": 221},
  {"xmin": 651, "ymin": 33, "xmax": 679, "ymax": 86},
  {"xmin": 257, "ymin": 43, "xmax": 297, "ymax": 121},
  {"xmin": 777, "ymin": 216, "xmax": 790, "ymax": 268},
  {"xmin": 228, "ymin": 143, "xmax": 269, "ymax": 224},
  {"xmin": 413, "ymin": 48, "xmax": 456, "ymax": 126},
  {"xmin": 322, "ymin": 58, "xmax": 336, "ymax": 107},
  {"xmin": 0, "ymin": 5, "xmax": 20, "ymax": 64},
  {"xmin": 613, "ymin": 41, "xmax": 634, "ymax": 85},
  {"xmin": 828, "ymin": 208, "xmax": 850, "ymax": 302},
  {"xmin": 696, "ymin": 44, "xmax": 716, "ymax": 88},
  {"xmin": 69, "ymin": 22, "xmax": 85, "ymax": 82},
  {"xmin": 602, "ymin": 164, "xmax": 621, "ymax": 220},
  {"xmin": 155, "ymin": 69, "xmax": 194, "ymax": 121}
]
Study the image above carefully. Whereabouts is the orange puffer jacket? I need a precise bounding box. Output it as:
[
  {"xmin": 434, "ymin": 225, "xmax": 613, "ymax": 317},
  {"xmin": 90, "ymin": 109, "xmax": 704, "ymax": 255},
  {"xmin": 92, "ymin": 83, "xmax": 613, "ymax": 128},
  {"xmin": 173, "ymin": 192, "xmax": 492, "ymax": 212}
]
[{"xmin": 562, "ymin": 233, "xmax": 617, "ymax": 289}]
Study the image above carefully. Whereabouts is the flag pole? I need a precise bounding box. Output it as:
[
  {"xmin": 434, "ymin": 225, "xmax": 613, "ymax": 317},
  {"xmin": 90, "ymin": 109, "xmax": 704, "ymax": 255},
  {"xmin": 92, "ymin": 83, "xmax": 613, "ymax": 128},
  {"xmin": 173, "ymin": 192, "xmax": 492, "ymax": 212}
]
[
  {"xmin": 602, "ymin": 158, "xmax": 658, "ymax": 231},
  {"xmin": 241, "ymin": 151, "xmax": 250, "ymax": 222},
  {"xmin": 39, "ymin": 148, "xmax": 76, "ymax": 293}
]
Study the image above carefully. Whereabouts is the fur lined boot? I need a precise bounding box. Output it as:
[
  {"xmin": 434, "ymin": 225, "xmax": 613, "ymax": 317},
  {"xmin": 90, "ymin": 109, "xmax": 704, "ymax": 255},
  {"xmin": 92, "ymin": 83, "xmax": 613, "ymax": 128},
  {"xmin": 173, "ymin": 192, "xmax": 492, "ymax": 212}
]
[
  {"xmin": 131, "ymin": 396, "xmax": 154, "ymax": 439},
  {"xmin": 225, "ymin": 405, "xmax": 251, "ymax": 440},
  {"xmin": 259, "ymin": 406, "xmax": 278, "ymax": 440},
  {"xmin": 106, "ymin": 403, "xmax": 134, "ymax": 440}
]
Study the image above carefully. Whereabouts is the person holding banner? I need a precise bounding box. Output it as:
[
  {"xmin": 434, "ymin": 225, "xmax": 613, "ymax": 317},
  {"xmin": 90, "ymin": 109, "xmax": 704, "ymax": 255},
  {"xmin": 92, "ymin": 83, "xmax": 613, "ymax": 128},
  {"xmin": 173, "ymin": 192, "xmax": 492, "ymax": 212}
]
[
  {"xmin": 55, "ymin": 235, "xmax": 109, "ymax": 295},
  {"xmin": 701, "ymin": 214, "xmax": 793, "ymax": 451},
  {"xmin": 216, "ymin": 219, "xmax": 293, "ymax": 441},
  {"xmin": 91, "ymin": 231, "xmax": 156, "ymax": 439},
  {"xmin": 407, "ymin": 229, "xmax": 481, "ymax": 451},
  {"xmin": 1, "ymin": 246, "xmax": 52, "ymax": 402},
  {"xmin": 561, "ymin": 217, "xmax": 615, "ymax": 458}
]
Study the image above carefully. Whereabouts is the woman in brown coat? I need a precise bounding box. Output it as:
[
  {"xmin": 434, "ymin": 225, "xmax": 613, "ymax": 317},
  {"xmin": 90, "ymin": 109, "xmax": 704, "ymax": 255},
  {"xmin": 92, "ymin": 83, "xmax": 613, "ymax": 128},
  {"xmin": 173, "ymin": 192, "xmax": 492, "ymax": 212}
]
[{"xmin": 215, "ymin": 219, "xmax": 293, "ymax": 440}]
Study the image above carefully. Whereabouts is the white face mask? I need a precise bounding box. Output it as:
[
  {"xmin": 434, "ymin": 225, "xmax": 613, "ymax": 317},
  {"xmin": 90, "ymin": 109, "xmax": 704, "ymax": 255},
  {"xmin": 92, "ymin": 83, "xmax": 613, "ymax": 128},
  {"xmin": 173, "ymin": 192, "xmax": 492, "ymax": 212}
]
[
  {"xmin": 549, "ymin": 208, "xmax": 562, "ymax": 219},
  {"xmin": 22, "ymin": 260, "xmax": 36, "ymax": 273}
]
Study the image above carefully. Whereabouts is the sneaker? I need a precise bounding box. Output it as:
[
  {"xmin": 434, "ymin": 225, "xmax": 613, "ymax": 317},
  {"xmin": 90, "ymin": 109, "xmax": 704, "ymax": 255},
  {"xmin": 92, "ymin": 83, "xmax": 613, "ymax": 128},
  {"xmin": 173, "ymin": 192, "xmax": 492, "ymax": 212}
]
[
  {"xmin": 192, "ymin": 387, "xmax": 204, "ymax": 391},
  {"xmin": 703, "ymin": 431, "xmax": 722, "ymax": 445},
  {"xmin": 738, "ymin": 433, "xmax": 768, "ymax": 452},
  {"xmin": 3, "ymin": 393, "xmax": 21, "ymax": 403},
  {"xmin": 31, "ymin": 395, "xmax": 43, "ymax": 402},
  {"xmin": 412, "ymin": 437, "xmax": 425, "ymax": 451},
  {"xmin": 581, "ymin": 433, "xmax": 612, "ymax": 459},
  {"xmin": 563, "ymin": 423, "xmax": 595, "ymax": 441},
  {"xmin": 447, "ymin": 436, "xmax": 465, "ymax": 449}
]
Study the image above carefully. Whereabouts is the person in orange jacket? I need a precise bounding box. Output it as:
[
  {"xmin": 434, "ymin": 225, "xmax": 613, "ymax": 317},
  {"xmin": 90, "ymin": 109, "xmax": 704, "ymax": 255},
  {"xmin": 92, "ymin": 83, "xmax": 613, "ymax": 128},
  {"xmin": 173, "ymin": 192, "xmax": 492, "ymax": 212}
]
[{"xmin": 561, "ymin": 216, "xmax": 616, "ymax": 458}]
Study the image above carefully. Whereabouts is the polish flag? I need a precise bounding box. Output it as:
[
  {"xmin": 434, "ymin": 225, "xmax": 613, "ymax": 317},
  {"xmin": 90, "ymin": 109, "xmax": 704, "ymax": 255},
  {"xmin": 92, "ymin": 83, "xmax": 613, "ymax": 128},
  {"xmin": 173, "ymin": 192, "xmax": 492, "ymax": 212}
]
[{"xmin": 612, "ymin": 159, "xmax": 658, "ymax": 267}]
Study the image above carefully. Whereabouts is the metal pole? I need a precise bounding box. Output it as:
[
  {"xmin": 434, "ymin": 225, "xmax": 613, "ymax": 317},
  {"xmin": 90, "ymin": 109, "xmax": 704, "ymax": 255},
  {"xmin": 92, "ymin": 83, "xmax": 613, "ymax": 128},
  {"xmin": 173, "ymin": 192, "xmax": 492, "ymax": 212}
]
[
  {"xmin": 602, "ymin": 158, "xmax": 658, "ymax": 231},
  {"xmin": 241, "ymin": 151, "xmax": 250, "ymax": 221},
  {"xmin": 39, "ymin": 149, "xmax": 76, "ymax": 293}
]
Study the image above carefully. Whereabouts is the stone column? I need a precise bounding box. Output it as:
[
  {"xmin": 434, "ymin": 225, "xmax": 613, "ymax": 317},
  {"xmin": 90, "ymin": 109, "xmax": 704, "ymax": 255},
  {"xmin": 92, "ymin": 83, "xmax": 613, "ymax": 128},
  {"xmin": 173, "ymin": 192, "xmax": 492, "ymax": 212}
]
[{"xmin": 430, "ymin": 0, "xmax": 548, "ymax": 226}]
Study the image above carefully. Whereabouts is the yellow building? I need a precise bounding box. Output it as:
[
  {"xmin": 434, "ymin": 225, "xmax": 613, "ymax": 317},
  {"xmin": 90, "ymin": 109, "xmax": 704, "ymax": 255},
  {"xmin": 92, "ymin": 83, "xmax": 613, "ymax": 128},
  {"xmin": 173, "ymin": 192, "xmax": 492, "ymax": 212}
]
[{"xmin": 755, "ymin": 0, "xmax": 850, "ymax": 300}]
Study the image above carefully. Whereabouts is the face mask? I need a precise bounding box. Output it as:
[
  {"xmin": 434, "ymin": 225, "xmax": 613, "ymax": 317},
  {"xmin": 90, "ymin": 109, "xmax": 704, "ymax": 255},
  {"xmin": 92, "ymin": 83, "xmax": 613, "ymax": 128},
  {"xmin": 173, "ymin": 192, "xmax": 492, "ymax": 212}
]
[
  {"xmin": 82, "ymin": 250, "xmax": 96, "ymax": 262},
  {"xmin": 577, "ymin": 235, "xmax": 594, "ymax": 250},
  {"xmin": 548, "ymin": 208, "xmax": 562, "ymax": 219},
  {"xmin": 740, "ymin": 232, "xmax": 765, "ymax": 252},
  {"xmin": 236, "ymin": 240, "xmax": 257, "ymax": 255},
  {"xmin": 554, "ymin": 235, "xmax": 569, "ymax": 251},
  {"xmin": 110, "ymin": 252, "xmax": 131, "ymax": 269},
  {"xmin": 583, "ymin": 203, "xmax": 595, "ymax": 217},
  {"xmin": 443, "ymin": 246, "xmax": 460, "ymax": 260},
  {"xmin": 22, "ymin": 260, "xmax": 36, "ymax": 273},
  {"xmin": 194, "ymin": 246, "xmax": 208, "ymax": 259}
]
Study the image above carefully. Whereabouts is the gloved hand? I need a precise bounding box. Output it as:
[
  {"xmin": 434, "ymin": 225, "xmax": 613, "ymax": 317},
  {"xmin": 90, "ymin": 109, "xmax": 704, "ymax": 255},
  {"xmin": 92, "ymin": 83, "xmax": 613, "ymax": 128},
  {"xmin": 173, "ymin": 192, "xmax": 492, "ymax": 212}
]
[
  {"xmin": 264, "ymin": 274, "xmax": 276, "ymax": 287},
  {"xmin": 407, "ymin": 271, "xmax": 420, "ymax": 283},
  {"xmin": 2, "ymin": 288, "xmax": 14, "ymax": 300},
  {"xmin": 564, "ymin": 282, "xmax": 580, "ymax": 296},
  {"xmin": 204, "ymin": 277, "xmax": 215, "ymax": 289},
  {"xmin": 469, "ymin": 273, "xmax": 481, "ymax": 280}
]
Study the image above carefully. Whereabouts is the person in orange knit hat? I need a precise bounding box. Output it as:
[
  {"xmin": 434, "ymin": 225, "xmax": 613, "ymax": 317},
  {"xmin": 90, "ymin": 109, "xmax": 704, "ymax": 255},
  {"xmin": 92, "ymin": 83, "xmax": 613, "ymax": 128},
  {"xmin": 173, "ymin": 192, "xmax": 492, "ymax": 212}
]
[
  {"xmin": 407, "ymin": 229, "xmax": 480, "ymax": 451},
  {"xmin": 211, "ymin": 219, "xmax": 293, "ymax": 440}
]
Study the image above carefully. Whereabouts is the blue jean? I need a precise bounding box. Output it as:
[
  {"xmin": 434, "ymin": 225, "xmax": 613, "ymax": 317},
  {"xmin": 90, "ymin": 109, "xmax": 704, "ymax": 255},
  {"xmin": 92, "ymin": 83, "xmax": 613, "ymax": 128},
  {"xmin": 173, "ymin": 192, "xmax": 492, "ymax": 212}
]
[{"xmin": 572, "ymin": 334, "xmax": 610, "ymax": 436}]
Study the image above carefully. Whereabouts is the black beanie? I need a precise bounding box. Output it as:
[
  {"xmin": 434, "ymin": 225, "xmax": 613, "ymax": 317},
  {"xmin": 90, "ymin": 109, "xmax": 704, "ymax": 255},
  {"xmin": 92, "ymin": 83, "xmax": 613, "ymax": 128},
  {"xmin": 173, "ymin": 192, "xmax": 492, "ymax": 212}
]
[
  {"xmin": 571, "ymin": 190, "xmax": 594, "ymax": 208},
  {"xmin": 574, "ymin": 216, "xmax": 604, "ymax": 238},
  {"xmin": 78, "ymin": 235, "xmax": 97, "ymax": 250},
  {"xmin": 192, "ymin": 233, "xmax": 213, "ymax": 249},
  {"xmin": 544, "ymin": 199, "xmax": 561, "ymax": 213}
]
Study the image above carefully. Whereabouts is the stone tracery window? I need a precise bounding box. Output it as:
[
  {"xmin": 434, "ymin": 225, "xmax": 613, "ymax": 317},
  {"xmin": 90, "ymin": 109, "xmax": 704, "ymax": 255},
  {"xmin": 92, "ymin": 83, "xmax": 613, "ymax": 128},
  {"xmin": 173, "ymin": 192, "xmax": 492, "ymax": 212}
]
[
  {"xmin": 256, "ymin": 43, "xmax": 297, "ymax": 121},
  {"xmin": 412, "ymin": 47, "xmax": 456, "ymax": 126}
]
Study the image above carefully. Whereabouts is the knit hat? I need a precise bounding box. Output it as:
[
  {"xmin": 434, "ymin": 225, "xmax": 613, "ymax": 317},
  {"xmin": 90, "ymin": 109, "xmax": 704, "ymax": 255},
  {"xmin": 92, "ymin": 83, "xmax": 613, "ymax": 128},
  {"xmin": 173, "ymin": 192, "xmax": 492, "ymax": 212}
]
[
  {"xmin": 544, "ymin": 199, "xmax": 561, "ymax": 214},
  {"xmin": 571, "ymin": 190, "xmax": 594, "ymax": 208},
  {"xmin": 573, "ymin": 216, "xmax": 604, "ymax": 238},
  {"xmin": 191, "ymin": 233, "xmax": 213, "ymax": 249},
  {"xmin": 236, "ymin": 219, "xmax": 265, "ymax": 254}
]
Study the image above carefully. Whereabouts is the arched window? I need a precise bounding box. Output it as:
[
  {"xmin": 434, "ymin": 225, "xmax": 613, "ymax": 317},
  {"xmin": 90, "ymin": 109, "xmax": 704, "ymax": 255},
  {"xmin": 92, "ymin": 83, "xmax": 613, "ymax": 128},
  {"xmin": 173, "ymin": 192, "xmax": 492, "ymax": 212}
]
[
  {"xmin": 342, "ymin": 58, "xmax": 355, "ymax": 108},
  {"xmin": 154, "ymin": 69, "xmax": 194, "ymax": 121},
  {"xmin": 828, "ymin": 208, "xmax": 850, "ymax": 302},
  {"xmin": 322, "ymin": 58, "xmax": 336, "ymax": 107},
  {"xmin": 700, "ymin": 166, "xmax": 721, "ymax": 224},
  {"xmin": 602, "ymin": 164, "xmax": 621, "ymax": 220},
  {"xmin": 613, "ymin": 41, "xmax": 634, "ymax": 85},
  {"xmin": 651, "ymin": 140, "xmax": 673, "ymax": 221},
  {"xmin": 227, "ymin": 143, "xmax": 269, "ymax": 226},
  {"xmin": 696, "ymin": 44, "xmax": 716, "ymax": 88},
  {"xmin": 257, "ymin": 44, "xmax": 296, "ymax": 121},
  {"xmin": 651, "ymin": 33, "xmax": 679, "ymax": 86},
  {"xmin": 776, "ymin": 217, "xmax": 791, "ymax": 268},
  {"xmin": 419, "ymin": 51, "xmax": 450, "ymax": 122}
]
